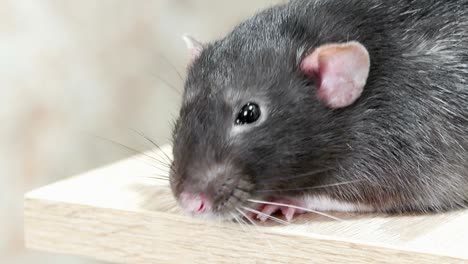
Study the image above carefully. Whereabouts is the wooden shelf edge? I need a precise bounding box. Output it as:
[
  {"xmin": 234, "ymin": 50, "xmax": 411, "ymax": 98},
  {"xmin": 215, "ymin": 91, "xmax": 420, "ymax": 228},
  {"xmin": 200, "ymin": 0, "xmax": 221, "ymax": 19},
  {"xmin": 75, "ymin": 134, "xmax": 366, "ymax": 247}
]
[
  {"xmin": 24, "ymin": 196, "xmax": 466, "ymax": 264},
  {"xmin": 23, "ymin": 145, "xmax": 468, "ymax": 263}
]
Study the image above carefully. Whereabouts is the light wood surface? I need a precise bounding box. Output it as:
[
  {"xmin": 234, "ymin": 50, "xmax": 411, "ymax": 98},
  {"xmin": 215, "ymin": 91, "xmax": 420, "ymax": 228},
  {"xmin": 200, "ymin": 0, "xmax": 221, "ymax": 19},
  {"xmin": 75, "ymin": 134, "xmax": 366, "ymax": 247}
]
[{"xmin": 24, "ymin": 145, "xmax": 468, "ymax": 263}]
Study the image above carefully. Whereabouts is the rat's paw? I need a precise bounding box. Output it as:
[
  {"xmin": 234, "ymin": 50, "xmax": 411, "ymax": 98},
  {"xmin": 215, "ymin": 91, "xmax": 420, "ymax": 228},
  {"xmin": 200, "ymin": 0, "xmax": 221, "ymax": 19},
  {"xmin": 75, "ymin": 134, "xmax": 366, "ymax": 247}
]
[{"xmin": 255, "ymin": 198, "xmax": 306, "ymax": 222}]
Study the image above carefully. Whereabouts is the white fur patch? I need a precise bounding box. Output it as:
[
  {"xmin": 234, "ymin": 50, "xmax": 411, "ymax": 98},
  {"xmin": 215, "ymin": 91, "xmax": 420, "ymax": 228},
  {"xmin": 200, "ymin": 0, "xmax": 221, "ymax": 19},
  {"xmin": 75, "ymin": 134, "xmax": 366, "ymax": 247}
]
[{"xmin": 302, "ymin": 195, "xmax": 374, "ymax": 212}]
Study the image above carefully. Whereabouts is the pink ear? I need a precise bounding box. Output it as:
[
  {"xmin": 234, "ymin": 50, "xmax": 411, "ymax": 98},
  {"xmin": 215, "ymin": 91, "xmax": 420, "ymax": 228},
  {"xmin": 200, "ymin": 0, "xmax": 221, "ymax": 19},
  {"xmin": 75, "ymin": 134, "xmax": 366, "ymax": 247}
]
[
  {"xmin": 182, "ymin": 34, "xmax": 203, "ymax": 64},
  {"xmin": 300, "ymin": 41, "xmax": 370, "ymax": 109}
]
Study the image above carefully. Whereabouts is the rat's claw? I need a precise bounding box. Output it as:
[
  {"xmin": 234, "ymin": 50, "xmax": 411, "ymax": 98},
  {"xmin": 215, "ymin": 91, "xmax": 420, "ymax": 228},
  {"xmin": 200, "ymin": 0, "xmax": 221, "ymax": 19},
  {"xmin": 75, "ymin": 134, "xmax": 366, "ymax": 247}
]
[
  {"xmin": 282, "ymin": 207, "xmax": 297, "ymax": 222},
  {"xmin": 257, "ymin": 204, "xmax": 281, "ymax": 222},
  {"xmin": 256, "ymin": 198, "xmax": 306, "ymax": 222}
]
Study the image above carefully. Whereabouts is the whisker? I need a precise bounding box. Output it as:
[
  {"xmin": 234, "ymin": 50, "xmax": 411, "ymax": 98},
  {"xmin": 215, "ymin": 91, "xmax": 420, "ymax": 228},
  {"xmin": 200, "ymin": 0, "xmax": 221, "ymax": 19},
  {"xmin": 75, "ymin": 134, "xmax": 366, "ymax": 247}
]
[
  {"xmin": 92, "ymin": 134, "xmax": 172, "ymax": 170},
  {"xmin": 232, "ymin": 188, "xmax": 250, "ymax": 197},
  {"xmin": 158, "ymin": 53, "xmax": 184, "ymax": 81},
  {"xmin": 148, "ymin": 151, "xmax": 172, "ymax": 169},
  {"xmin": 230, "ymin": 213, "xmax": 240, "ymax": 224},
  {"xmin": 139, "ymin": 173, "xmax": 169, "ymax": 178},
  {"xmin": 97, "ymin": 135, "xmax": 166, "ymax": 164},
  {"xmin": 141, "ymin": 62, "xmax": 181, "ymax": 96},
  {"xmin": 130, "ymin": 156, "xmax": 171, "ymax": 172},
  {"xmin": 129, "ymin": 128, "xmax": 172, "ymax": 164},
  {"xmin": 230, "ymin": 212, "xmax": 263, "ymax": 249},
  {"xmin": 231, "ymin": 213, "xmax": 249, "ymax": 233},
  {"xmin": 236, "ymin": 208, "xmax": 257, "ymax": 227},
  {"xmin": 154, "ymin": 75, "xmax": 182, "ymax": 95},
  {"xmin": 128, "ymin": 156, "xmax": 160, "ymax": 171},
  {"xmin": 256, "ymin": 180, "xmax": 363, "ymax": 193},
  {"xmin": 248, "ymin": 199, "xmax": 343, "ymax": 222},
  {"xmin": 242, "ymin": 207, "xmax": 290, "ymax": 225},
  {"xmin": 260, "ymin": 167, "xmax": 333, "ymax": 183},
  {"xmin": 235, "ymin": 207, "xmax": 276, "ymax": 250},
  {"xmin": 137, "ymin": 174, "xmax": 170, "ymax": 181},
  {"xmin": 137, "ymin": 151, "xmax": 172, "ymax": 169},
  {"xmin": 283, "ymin": 168, "xmax": 333, "ymax": 180},
  {"xmin": 141, "ymin": 156, "xmax": 171, "ymax": 169}
]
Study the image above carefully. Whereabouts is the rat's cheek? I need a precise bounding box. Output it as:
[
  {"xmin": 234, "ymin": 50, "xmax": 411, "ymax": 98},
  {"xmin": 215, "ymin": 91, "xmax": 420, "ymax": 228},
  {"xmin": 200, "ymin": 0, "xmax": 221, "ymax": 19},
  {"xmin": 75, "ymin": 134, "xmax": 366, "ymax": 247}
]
[{"xmin": 169, "ymin": 171, "xmax": 186, "ymax": 199}]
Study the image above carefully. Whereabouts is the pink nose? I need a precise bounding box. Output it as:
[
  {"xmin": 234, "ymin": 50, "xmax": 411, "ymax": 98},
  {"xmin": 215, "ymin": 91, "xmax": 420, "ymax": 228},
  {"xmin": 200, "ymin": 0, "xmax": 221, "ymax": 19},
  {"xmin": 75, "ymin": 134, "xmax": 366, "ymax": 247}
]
[{"xmin": 179, "ymin": 192, "xmax": 210, "ymax": 214}]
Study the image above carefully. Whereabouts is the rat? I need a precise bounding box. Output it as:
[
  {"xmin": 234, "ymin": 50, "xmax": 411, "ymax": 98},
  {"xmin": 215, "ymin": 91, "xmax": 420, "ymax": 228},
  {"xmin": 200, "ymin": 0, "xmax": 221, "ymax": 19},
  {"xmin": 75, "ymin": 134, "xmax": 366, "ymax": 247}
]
[{"xmin": 169, "ymin": 0, "xmax": 468, "ymax": 222}]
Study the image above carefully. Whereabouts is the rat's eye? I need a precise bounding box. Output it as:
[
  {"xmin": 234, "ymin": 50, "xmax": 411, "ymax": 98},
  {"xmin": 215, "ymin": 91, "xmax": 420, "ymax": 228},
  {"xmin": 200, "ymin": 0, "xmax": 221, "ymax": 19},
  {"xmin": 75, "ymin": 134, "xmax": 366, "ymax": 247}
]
[{"xmin": 235, "ymin": 102, "xmax": 261, "ymax": 125}]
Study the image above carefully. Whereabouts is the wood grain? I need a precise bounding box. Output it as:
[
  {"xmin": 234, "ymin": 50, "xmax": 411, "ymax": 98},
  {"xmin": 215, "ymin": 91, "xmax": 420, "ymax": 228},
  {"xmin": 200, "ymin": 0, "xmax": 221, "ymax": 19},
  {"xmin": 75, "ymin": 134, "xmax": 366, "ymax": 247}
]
[{"xmin": 24, "ymin": 145, "xmax": 468, "ymax": 263}]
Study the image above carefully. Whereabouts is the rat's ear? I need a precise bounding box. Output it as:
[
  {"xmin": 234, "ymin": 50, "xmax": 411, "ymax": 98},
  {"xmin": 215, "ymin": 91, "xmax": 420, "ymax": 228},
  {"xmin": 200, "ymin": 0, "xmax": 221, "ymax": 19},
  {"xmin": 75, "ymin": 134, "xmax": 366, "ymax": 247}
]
[
  {"xmin": 182, "ymin": 34, "xmax": 203, "ymax": 64},
  {"xmin": 300, "ymin": 41, "xmax": 370, "ymax": 109}
]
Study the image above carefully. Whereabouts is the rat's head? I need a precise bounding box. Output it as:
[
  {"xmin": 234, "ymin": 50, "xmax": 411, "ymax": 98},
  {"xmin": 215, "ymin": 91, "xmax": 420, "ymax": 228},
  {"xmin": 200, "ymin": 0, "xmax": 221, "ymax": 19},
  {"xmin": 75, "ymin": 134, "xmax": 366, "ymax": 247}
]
[{"xmin": 169, "ymin": 33, "xmax": 370, "ymax": 220}]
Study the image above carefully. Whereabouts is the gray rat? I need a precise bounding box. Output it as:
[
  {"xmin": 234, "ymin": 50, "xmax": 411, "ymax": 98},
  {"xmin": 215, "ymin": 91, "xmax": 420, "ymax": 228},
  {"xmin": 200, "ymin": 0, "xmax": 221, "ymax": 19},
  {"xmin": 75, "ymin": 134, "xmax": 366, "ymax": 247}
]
[{"xmin": 169, "ymin": 0, "xmax": 468, "ymax": 222}]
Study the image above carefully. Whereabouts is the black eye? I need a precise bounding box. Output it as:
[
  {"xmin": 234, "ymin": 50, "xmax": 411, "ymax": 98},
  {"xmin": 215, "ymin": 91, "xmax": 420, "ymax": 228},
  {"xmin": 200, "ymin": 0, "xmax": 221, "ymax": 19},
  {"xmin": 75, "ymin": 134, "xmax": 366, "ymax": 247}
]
[{"xmin": 235, "ymin": 102, "xmax": 261, "ymax": 125}]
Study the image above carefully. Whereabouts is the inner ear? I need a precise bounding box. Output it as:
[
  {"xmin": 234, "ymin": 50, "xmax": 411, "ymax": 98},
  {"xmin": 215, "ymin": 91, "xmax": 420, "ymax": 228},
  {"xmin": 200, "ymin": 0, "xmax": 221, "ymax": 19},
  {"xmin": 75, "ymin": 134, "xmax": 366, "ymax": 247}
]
[
  {"xmin": 300, "ymin": 41, "xmax": 370, "ymax": 109},
  {"xmin": 182, "ymin": 34, "xmax": 204, "ymax": 64}
]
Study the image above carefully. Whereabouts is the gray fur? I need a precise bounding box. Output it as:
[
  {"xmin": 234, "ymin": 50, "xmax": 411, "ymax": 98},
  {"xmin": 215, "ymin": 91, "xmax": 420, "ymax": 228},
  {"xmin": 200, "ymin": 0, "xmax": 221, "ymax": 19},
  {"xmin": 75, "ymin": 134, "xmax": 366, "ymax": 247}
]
[{"xmin": 170, "ymin": 0, "xmax": 468, "ymax": 218}]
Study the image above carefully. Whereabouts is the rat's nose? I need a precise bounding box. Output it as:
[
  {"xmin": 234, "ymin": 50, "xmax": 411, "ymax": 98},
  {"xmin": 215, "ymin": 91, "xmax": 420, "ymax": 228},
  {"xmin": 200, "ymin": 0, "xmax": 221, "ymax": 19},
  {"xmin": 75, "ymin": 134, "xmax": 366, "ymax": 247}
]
[{"xmin": 179, "ymin": 192, "xmax": 211, "ymax": 214}]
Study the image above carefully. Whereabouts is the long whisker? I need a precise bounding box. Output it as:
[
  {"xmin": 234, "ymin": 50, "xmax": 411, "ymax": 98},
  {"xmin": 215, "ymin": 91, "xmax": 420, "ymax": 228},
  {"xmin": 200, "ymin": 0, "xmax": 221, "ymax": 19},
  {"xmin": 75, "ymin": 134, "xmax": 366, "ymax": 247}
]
[
  {"xmin": 242, "ymin": 207, "xmax": 290, "ymax": 225},
  {"xmin": 129, "ymin": 128, "xmax": 172, "ymax": 164},
  {"xmin": 231, "ymin": 213, "xmax": 241, "ymax": 224},
  {"xmin": 236, "ymin": 208, "xmax": 257, "ymax": 226},
  {"xmin": 259, "ymin": 168, "xmax": 333, "ymax": 184},
  {"xmin": 231, "ymin": 213, "xmax": 249, "ymax": 233},
  {"xmin": 154, "ymin": 75, "xmax": 182, "ymax": 95},
  {"xmin": 108, "ymin": 136, "xmax": 169, "ymax": 166},
  {"xmin": 230, "ymin": 212, "xmax": 267, "ymax": 249},
  {"xmin": 248, "ymin": 199, "xmax": 343, "ymax": 221},
  {"xmin": 235, "ymin": 207, "xmax": 276, "ymax": 250},
  {"xmin": 138, "ymin": 153, "xmax": 171, "ymax": 169},
  {"xmin": 91, "ymin": 134, "xmax": 171, "ymax": 170},
  {"xmin": 102, "ymin": 129, "xmax": 173, "ymax": 170},
  {"xmin": 256, "ymin": 180, "xmax": 362, "ymax": 193},
  {"xmin": 287, "ymin": 168, "xmax": 333, "ymax": 180},
  {"xmin": 129, "ymin": 156, "xmax": 165, "ymax": 171},
  {"xmin": 158, "ymin": 53, "xmax": 184, "ymax": 81},
  {"xmin": 137, "ymin": 174, "xmax": 170, "ymax": 181},
  {"xmin": 139, "ymin": 173, "xmax": 169, "ymax": 178}
]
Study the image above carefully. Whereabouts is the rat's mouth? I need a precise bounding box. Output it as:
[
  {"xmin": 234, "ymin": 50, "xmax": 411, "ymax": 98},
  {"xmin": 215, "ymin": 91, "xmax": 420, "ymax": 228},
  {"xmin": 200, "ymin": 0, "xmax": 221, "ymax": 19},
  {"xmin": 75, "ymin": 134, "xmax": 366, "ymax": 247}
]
[
  {"xmin": 215, "ymin": 176, "xmax": 256, "ymax": 216},
  {"xmin": 214, "ymin": 193, "xmax": 252, "ymax": 221},
  {"xmin": 176, "ymin": 177, "xmax": 255, "ymax": 221}
]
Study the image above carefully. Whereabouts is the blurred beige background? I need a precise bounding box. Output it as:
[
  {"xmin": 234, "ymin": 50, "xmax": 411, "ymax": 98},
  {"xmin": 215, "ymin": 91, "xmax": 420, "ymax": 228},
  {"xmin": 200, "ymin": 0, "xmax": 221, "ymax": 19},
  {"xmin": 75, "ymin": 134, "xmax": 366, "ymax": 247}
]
[{"xmin": 0, "ymin": 0, "xmax": 284, "ymax": 263}]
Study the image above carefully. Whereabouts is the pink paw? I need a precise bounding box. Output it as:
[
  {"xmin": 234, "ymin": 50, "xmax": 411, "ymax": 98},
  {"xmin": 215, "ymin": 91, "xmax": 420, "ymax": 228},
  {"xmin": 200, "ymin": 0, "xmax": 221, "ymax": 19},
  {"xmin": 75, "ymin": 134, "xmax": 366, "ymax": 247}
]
[{"xmin": 255, "ymin": 199, "xmax": 306, "ymax": 222}]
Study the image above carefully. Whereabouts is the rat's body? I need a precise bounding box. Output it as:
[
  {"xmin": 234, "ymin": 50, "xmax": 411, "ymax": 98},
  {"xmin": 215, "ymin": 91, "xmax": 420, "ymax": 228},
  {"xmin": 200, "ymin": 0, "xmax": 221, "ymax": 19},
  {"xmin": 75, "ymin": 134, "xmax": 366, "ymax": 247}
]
[{"xmin": 170, "ymin": 0, "xmax": 468, "ymax": 221}]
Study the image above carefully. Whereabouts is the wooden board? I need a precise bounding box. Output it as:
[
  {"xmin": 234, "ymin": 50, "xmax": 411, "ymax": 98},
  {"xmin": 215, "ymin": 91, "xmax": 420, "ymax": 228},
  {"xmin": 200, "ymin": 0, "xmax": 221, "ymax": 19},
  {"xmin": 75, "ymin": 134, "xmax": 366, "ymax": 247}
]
[{"xmin": 24, "ymin": 145, "xmax": 468, "ymax": 263}]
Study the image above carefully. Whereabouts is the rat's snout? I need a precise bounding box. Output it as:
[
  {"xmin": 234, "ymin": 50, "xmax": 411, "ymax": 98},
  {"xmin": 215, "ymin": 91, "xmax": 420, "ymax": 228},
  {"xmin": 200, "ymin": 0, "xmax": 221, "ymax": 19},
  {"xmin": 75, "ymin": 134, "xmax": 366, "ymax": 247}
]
[
  {"xmin": 179, "ymin": 192, "xmax": 212, "ymax": 214},
  {"xmin": 171, "ymin": 160, "xmax": 254, "ymax": 218}
]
